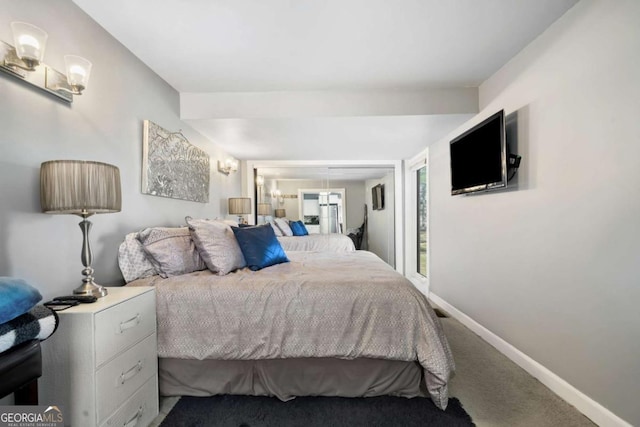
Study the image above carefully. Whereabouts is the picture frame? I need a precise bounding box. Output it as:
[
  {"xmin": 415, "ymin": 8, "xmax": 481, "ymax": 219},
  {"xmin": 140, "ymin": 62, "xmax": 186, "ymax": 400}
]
[{"xmin": 142, "ymin": 120, "xmax": 210, "ymax": 203}]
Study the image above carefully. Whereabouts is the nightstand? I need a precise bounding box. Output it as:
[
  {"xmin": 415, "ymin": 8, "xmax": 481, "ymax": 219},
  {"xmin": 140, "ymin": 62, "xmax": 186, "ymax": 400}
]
[{"xmin": 40, "ymin": 287, "xmax": 158, "ymax": 427}]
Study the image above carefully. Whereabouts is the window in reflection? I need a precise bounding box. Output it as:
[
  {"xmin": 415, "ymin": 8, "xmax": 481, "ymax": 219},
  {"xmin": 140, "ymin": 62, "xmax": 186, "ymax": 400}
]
[{"xmin": 417, "ymin": 165, "xmax": 427, "ymax": 277}]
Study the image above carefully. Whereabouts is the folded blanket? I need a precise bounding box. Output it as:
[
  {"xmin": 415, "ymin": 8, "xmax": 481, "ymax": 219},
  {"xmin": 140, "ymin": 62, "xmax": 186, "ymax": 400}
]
[
  {"xmin": 0, "ymin": 305, "xmax": 58, "ymax": 353},
  {"xmin": 0, "ymin": 277, "xmax": 42, "ymax": 323}
]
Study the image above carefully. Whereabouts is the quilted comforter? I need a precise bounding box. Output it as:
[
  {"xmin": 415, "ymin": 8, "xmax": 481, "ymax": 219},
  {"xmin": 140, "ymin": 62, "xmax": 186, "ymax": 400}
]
[{"xmin": 129, "ymin": 250, "xmax": 454, "ymax": 409}]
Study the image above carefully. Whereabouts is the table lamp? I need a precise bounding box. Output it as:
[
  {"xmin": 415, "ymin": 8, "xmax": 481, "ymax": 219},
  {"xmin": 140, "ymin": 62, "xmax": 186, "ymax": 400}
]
[
  {"xmin": 40, "ymin": 160, "xmax": 121, "ymax": 297},
  {"xmin": 228, "ymin": 197, "xmax": 251, "ymax": 224}
]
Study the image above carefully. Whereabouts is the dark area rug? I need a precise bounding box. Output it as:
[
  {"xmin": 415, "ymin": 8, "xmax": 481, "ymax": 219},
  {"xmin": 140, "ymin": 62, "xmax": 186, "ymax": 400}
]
[{"xmin": 159, "ymin": 395, "xmax": 474, "ymax": 427}]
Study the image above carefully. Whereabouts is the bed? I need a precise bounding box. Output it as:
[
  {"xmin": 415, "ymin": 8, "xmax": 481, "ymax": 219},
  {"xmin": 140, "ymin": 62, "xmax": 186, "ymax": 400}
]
[
  {"xmin": 277, "ymin": 233, "xmax": 356, "ymax": 252},
  {"xmin": 126, "ymin": 247, "xmax": 455, "ymax": 410}
]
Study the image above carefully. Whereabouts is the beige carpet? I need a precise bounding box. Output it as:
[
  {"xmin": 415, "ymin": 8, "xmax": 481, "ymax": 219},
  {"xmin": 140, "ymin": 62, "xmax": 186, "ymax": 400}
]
[{"xmin": 442, "ymin": 316, "xmax": 595, "ymax": 426}]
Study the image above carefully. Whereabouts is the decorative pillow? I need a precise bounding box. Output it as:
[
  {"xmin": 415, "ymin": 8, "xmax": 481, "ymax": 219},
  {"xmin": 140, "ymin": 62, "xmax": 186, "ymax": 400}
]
[
  {"xmin": 231, "ymin": 224, "xmax": 289, "ymax": 271},
  {"xmin": 118, "ymin": 232, "xmax": 158, "ymax": 282},
  {"xmin": 185, "ymin": 217, "xmax": 246, "ymax": 275},
  {"xmin": 269, "ymin": 221, "xmax": 284, "ymax": 237},
  {"xmin": 289, "ymin": 220, "xmax": 309, "ymax": 236},
  {"xmin": 0, "ymin": 278, "xmax": 42, "ymax": 324},
  {"xmin": 137, "ymin": 227, "xmax": 206, "ymax": 278},
  {"xmin": 274, "ymin": 218, "xmax": 293, "ymax": 236}
]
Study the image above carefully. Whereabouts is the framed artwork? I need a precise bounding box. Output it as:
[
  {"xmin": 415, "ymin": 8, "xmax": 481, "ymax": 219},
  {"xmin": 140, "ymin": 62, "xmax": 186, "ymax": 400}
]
[{"xmin": 142, "ymin": 120, "xmax": 210, "ymax": 203}]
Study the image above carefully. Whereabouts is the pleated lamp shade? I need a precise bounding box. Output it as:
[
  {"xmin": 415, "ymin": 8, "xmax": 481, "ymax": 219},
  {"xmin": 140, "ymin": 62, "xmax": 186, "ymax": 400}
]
[
  {"xmin": 274, "ymin": 209, "xmax": 286, "ymax": 218},
  {"xmin": 40, "ymin": 160, "xmax": 121, "ymax": 215},
  {"xmin": 257, "ymin": 203, "xmax": 271, "ymax": 216},
  {"xmin": 228, "ymin": 197, "xmax": 252, "ymax": 215}
]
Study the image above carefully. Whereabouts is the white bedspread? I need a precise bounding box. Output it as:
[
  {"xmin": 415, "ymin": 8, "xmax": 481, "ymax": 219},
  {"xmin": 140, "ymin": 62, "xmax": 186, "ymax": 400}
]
[
  {"xmin": 277, "ymin": 234, "xmax": 355, "ymax": 252},
  {"xmin": 129, "ymin": 250, "xmax": 454, "ymax": 409}
]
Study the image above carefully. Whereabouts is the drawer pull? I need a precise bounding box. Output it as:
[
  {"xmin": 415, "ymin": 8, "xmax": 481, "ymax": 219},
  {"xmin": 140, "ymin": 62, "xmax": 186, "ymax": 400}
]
[
  {"xmin": 118, "ymin": 314, "xmax": 141, "ymax": 333},
  {"xmin": 123, "ymin": 406, "xmax": 144, "ymax": 427},
  {"xmin": 120, "ymin": 360, "xmax": 143, "ymax": 385}
]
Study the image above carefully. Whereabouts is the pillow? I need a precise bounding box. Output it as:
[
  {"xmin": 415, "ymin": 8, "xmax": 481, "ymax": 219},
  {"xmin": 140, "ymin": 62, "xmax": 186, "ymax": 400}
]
[
  {"xmin": 289, "ymin": 220, "xmax": 309, "ymax": 236},
  {"xmin": 185, "ymin": 217, "xmax": 246, "ymax": 275},
  {"xmin": 274, "ymin": 218, "xmax": 293, "ymax": 236},
  {"xmin": 137, "ymin": 227, "xmax": 206, "ymax": 278},
  {"xmin": 118, "ymin": 232, "xmax": 158, "ymax": 282},
  {"xmin": 231, "ymin": 224, "xmax": 289, "ymax": 271},
  {"xmin": 269, "ymin": 221, "xmax": 284, "ymax": 237},
  {"xmin": 0, "ymin": 278, "xmax": 42, "ymax": 324}
]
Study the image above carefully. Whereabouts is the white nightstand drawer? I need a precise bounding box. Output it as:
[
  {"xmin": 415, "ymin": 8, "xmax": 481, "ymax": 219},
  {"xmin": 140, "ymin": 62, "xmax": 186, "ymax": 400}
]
[
  {"xmin": 96, "ymin": 334, "xmax": 158, "ymax": 424},
  {"xmin": 95, "ymin": 290, "xmax": 156, "ymax": 367},
  {"xmin": 100, "ymin": 376, "xmax": 159, "ymax": 427}
]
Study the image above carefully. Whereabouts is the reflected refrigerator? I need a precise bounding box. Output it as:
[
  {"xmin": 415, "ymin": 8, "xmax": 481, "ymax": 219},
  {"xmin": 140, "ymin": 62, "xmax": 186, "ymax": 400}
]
[{"xmin": 319, "ymin": 203, "xmax": 339, "ymax": 234}]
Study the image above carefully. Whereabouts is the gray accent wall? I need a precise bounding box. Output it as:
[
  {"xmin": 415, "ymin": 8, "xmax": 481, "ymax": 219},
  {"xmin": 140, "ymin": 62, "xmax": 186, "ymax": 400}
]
[
  {"xmin": 429, "ymin": 1, "xmax": 639, "ymax": 424},
  {"xmin": 0, "ymin": 0, "xmax": 241, "ymax": 300}
]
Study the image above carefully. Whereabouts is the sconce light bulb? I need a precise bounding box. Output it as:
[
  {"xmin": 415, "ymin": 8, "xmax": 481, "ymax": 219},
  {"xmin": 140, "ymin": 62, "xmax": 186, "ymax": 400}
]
[
  {"xmin": 18, "ymin": 34, "xmax": 40, "ymax": 50},
  {"xmin": 68, "ymin": 64, "xmax": 86, "ymax": 77}
]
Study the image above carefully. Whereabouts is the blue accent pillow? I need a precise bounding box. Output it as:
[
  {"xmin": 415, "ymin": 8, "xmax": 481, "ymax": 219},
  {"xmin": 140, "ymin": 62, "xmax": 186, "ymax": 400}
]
[
  {"xmin": 231, "ymin": 224, "xmax": 290, "ymax": 271},
  {"xmin": 0, "ymin": 277, "xmax": 42, "ymax": 324},
  {"xmin": 290, "ymin": 220, "xmax": 309, "ymax": 236}
]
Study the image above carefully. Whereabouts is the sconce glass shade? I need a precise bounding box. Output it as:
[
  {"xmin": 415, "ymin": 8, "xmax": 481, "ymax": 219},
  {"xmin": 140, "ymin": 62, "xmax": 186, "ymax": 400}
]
[
  {"xmin": 274, "ymin": 209, "xmax": 286, "ymax": 218},
  {"xmin": 256, "ymin": 175, "xmax": 265, "ymax": 186},
  {"xmin": 64, "ymin": 55, "xmax": 92, "ymax": 93},
  {"xmin": 11, "ymin": 22, "xmax": 48, "ymax": 69},
  {"xmin": 257, "ymin": 203, "xmax": 271, "ymax": 216},
  {"xmin": 40, "ymin": 160, "xmax": 122, "ymax": 215},
  {"xmin": 228, "ymin": 197, "xmax": 252, "ymax": 215},
  {"xmin": 226, "ymin": 158, "xmax": 239, "ymax": 172}
]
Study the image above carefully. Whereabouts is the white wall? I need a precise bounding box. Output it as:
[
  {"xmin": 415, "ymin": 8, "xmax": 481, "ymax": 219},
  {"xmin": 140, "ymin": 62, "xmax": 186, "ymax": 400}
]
[
  {"xmin": 429, "ymin": 1, "xmax": 639, "ymax": 424},
  {"xmin": 0, "ymin": 0, "xmax": 241, "ymax": 301}
]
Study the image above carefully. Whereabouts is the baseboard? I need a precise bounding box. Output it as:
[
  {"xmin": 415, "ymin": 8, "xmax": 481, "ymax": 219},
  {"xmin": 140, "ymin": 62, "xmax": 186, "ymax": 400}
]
[{"xmin": 428, "ymin": 292, "xmax": 632, "ymax": 427}]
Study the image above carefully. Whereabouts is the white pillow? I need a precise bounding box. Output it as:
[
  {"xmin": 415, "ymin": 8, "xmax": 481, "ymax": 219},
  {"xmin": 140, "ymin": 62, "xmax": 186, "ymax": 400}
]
[
  {"xmin": 274, "ymin": 218, "xmax": 293, "ymax": 236},
  {"xmin": 185, "ymin": 217, "xmax": 246, "ymax": 275},
  {"xmin": 269, "ymin": 221, "xmax": 284, "ymax": 237}
]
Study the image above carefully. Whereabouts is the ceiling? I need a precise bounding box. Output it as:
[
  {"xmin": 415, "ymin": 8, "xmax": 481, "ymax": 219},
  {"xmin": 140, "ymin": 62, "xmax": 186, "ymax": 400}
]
[{"xmin": 73, "ymin": 0, "xmax": 578, "ymax": 161}]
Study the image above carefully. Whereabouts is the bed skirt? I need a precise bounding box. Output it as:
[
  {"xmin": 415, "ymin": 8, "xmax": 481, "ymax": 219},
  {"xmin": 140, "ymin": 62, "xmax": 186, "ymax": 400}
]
[{"xmin": 159, "ymin": 357, "xmax": 427, "ymax": 400}]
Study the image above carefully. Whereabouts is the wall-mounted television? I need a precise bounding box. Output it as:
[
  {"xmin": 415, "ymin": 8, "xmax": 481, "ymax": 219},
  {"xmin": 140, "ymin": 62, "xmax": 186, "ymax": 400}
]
[
  {"xmin": 450, "ymin": 110, "xmax": 507, "ymax": 195},
  {"xmin": 372, "ymin": 184, "xmax": 385, "ymax": 210}
]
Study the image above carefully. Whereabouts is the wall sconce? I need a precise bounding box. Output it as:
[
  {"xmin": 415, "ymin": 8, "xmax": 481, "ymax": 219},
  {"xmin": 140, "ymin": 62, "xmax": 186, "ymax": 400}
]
[
  {"xmin": 0, "ymin": 22, "xmax": 92, "ymax": 103},
  {"xmin": 271, "ymin": 189, "xmax": 284, "ymax": 205},
  {"xmin": 255, "ymin": 175, "xmax": 264, "ymax": 187},
  {"xmin": 218, "ymin": 158, "xmax": 238, "ymax": 175}
]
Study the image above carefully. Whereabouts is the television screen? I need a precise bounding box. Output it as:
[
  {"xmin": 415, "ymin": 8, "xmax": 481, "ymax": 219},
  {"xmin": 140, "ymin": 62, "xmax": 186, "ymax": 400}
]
[
  {"xmin": 371, "ymin": 184, "xmax": 384, "ymax": 210},
  {"xmin": 450, "ymin": 110, "xmax": 506, "ymax": 195}
]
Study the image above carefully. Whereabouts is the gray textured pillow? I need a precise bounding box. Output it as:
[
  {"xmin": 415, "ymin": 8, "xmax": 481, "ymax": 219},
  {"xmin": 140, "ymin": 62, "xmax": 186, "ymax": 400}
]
[
  {"xmin": 137, "ymin": 227, "xmax": 206, "ymax": 278},
  {"xmin": 185, "ymin": 217, "xmax": 246, "ymax": 275},
  {"xmin": 118, "ymin": 232, "xmax": 158, "ymax": 282}
]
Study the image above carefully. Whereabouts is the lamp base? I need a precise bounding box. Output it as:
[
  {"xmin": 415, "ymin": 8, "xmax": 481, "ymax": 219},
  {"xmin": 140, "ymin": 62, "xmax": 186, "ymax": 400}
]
[{"xmin": 73, "ymin": 281, "xmax": 108, "ymax": 298}]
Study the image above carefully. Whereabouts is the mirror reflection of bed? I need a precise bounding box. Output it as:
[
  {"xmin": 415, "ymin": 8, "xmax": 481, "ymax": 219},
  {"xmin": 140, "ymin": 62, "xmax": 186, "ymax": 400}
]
[{"xmin": 253, "ymin": 165, "xmax": 396, "ymax": 268}]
